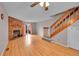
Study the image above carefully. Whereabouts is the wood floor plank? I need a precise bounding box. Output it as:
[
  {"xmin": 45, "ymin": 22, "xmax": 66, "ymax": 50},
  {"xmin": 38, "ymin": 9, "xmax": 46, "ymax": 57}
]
[{"xmin": 3, "ymin": 35, "xmax": 79, "ymax": 56}]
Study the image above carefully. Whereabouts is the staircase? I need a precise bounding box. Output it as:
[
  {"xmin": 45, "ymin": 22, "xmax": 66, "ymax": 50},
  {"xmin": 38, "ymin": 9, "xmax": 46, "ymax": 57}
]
[{"xmin": 50, "ymin": 6, "xmax": 79, "ymax": 38}]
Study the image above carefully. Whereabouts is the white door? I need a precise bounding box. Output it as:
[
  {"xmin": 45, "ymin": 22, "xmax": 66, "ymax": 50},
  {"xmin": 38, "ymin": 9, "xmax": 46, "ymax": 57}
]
[{"xmin": 69, "ymin": 27, "xmax": 79, "ymax": 50}]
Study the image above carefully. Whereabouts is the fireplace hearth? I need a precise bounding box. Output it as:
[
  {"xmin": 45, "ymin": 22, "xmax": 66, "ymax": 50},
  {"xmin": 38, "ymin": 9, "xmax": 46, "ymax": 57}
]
[{"xmin": 13, "ymin": 30, "xmax": 22, "ymax": 38}]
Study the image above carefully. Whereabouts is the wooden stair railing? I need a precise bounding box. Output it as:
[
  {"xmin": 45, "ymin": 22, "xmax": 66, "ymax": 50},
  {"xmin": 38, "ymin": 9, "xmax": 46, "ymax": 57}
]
[
  {"xmin": 50, "ymin": 15, "xmax": 79, "ymax": 37},
  {"xmin": 51, "ymin": 8, "xmax": 75, "ymax": 29},
  {"xmin": 50, "ymin": 6, "xmax": 79, "ymax": 38}
]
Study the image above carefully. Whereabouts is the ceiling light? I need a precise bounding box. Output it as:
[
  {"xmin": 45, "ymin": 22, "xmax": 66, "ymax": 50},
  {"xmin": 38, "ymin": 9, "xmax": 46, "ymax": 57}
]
[
  {"xmin": 39, "ymin": 2, "xmax": 44, "ymax": 7},
  {"xmin": 39, "ymin": 2, "xmax": 49, "ymax": 7},
  {"xmin": 46, "ymin": 2, "xmax": 49, "ymax": 7}
]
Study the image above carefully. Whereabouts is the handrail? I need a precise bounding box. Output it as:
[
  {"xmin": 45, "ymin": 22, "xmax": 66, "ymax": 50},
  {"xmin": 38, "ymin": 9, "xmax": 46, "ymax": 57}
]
[
  {"xmin": 50, "ymin": 15, "xmax": 79, "ymax": 38},
  {"xmin": 51, "ymin": 8, "xmax": 74, "ymax": 29},
  {"xmin": 50, "ymin": 6, "xmax": 79, "ymax": 38}
]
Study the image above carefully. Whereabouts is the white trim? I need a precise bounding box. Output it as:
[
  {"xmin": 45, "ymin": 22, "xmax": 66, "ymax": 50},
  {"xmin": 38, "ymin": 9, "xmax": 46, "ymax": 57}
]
[
  {"xmin": 0, "ymin": 40, "xmax": 8, "ymax": 56},
  {"xmin": 51, "ymin": 40, "xmax": 69, "ymax": 47},
  {"xmin": 0, "ymin": 45, "xmax": 7, "ymax": 56}
]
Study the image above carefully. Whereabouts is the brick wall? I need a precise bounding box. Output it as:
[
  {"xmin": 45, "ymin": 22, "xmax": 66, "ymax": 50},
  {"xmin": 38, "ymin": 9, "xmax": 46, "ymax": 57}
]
[{"xmin": 8, "ymin": 16, "xmax": 25, "ymax": 40}]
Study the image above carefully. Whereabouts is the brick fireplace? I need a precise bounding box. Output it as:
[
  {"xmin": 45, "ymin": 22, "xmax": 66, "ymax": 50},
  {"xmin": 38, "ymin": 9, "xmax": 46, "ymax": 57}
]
[
  {"xmin": 13, "ymin": 29, "xmax": 22, "ymax": 38},
  {"xmin": 8, "ymin": 16, "xmax": 25, "ymax": 40}
]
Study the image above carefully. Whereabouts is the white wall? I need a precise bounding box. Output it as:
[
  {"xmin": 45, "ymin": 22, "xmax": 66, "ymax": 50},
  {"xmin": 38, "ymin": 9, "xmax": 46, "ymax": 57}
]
[
  {"xmin": 52, "ymin": 29, "xmax": 68, "ymax": 47},
  {"xmin": 67, "ymin": 20, "xmax": 79, "ymax": 50},
  {"xmin": 0, "ymin": 3, "xmax": 8, "ymax": 55},
  {"xmin": 32, "ymin": 23, "xmax": 37, "ymax": 34}
]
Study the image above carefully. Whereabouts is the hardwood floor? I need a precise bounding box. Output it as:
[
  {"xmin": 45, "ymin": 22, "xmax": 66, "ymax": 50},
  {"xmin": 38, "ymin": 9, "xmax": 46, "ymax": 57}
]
[{"xmin": 3, "ymin": 35, "xmax": 79, "ymax": 56}]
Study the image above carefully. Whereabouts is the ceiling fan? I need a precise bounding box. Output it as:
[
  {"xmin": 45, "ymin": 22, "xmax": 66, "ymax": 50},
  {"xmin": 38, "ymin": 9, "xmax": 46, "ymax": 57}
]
[{"xmin": 30, "ymin": 2, "xmax": 49, "ymax": 11}]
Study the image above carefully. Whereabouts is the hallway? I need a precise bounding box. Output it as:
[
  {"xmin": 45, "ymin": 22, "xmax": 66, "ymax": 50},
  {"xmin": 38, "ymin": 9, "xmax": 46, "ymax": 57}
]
[{"xmin": 4, "ymin": 35, "xmax": 79, "ymax": 56}]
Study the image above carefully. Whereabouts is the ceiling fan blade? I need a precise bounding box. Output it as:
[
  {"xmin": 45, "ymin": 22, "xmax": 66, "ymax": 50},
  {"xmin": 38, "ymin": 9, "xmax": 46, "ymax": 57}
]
[
  {"xmin": 43, "ymin": 2, "xmax": 46, "ymax": 8},
  {"xmin": 45, "ymin": 6, "xmax": 48, "ymax": 11},
  {"xmin": 43, "ymin": 2, "xmax": 48, "ymax": 11},
  {"xmin": 30, "ymin": 2, "xmax": 40, "ymax": 7}
]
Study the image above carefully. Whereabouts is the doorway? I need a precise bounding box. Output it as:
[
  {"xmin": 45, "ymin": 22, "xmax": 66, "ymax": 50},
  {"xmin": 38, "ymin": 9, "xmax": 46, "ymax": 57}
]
[{"xmin": 26, "ymin": 24, "xmax": 32, "ymax": 34}]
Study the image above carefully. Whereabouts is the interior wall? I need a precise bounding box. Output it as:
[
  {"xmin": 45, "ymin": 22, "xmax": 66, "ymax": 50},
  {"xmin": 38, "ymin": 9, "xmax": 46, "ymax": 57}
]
[
  {"xmin": 32, "ymin": 23, "xmax": 37, "ymax": 34},
  {"xmin": 0, "ymin": 3, "xmax": 8, "ymax": 55},
  {"xmin": 52, "ymin": 29, "xmax": 68, "ymax": 47},
  {"xmin": 67, "ymin": 20, "xmax": 79, "ymax": 50}
]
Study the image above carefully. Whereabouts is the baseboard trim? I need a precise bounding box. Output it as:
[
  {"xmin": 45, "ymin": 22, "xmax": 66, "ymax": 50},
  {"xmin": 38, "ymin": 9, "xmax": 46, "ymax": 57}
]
[
  {"xmin": 51, "ymin": 41, "xmax": 68, "ymax": 47},
  {"xmin": 0, "ymin": 46, "xmax": 7, "ymax": 56},
  {"xmin": 0, "ymin": 41, "xmax": 8, "ymax": 56}
]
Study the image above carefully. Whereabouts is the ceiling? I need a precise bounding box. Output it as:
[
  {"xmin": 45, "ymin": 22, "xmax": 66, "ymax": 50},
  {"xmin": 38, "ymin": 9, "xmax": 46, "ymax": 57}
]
[{"xmin": 2, "ymin": 2, "xmax": 79, "ymax": 22}]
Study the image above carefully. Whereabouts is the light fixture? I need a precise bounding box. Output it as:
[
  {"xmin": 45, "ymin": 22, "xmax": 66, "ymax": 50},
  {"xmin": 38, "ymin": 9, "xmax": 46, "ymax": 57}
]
[
  {"xmin": 39, "ymin": 2, "xmax": 49, "ymax": 7},
  {"xmin": 46, "ymin": 2, "xmax": 49, "ymax": 7},
  {"xmin": 39, "ymin": 2, "xmax": 44, "ymax": 7}
]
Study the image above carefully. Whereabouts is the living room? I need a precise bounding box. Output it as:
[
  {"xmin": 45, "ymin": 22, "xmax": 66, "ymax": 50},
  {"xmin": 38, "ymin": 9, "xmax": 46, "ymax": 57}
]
[{"xmin": 0, "ymin": 2, "xmax": 79, "ymax": 56}]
